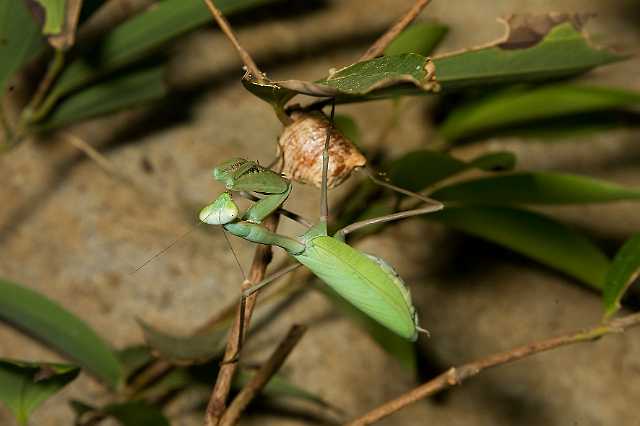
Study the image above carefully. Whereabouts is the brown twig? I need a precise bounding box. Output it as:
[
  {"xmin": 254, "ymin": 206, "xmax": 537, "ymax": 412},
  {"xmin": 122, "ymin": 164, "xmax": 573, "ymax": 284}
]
[
  {"xmin": 219, "ymin": 324, "xmax": 307, "ymax": 426},
  {"xmin": 205, "ymin": 214, "xmax": 280, "ymax": 426},
  {"xmin": 202, "ymin": 0, "xmax": 265, "ymax": 83},
  {"xmin": 346, "ymin": 312, "xmax": 640, "ymax": 425},
  {"xmin": 358, "ymin": 0, "xmax": 433, "ymax": 61}
]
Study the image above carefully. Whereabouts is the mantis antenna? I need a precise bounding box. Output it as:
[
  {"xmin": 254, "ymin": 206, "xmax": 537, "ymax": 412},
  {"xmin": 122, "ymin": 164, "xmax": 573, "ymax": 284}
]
[{"xmin": 319, "ymin": 99, "xmax": 336, "ymax": 225}]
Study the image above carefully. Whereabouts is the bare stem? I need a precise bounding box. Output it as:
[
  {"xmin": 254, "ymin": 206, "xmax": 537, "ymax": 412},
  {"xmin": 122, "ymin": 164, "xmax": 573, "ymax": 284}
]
[
  {"xmin": 20, "ymin": 49, "xmax": 65, "ymax": 127},
  {"xmin": 205, "ymin": 214, "xmax": 280, "ymax": 426},
  {"xmin": 219, "ymin": 325, "xmax": 307, "ymax": 426},
  {"xmin": 202, "ymin": 0, "xmax": 265, "ymax": 83},
  {"xmin": 358, "ymin": 0, "xmax": 433, "ymax": 61},
  {"xmin": 346, "ymin": 312, "xmax": 640, "ymax": 425}
]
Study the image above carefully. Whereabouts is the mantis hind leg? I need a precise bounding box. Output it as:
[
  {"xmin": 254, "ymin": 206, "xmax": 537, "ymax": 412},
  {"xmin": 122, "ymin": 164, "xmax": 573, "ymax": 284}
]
[
  {"xmin": 220, "ymin": 263, "xmax": 303, "ymax": 364},
  {"xmin": 334, "ymin": 169, "xmax": 443, "ymax": 240}
]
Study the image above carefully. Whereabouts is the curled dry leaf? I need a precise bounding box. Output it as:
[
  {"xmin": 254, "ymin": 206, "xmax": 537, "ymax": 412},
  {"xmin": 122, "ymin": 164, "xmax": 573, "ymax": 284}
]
[{"xmin": 277, "ymin": 111, "xmax": 366, "ymax": 189}]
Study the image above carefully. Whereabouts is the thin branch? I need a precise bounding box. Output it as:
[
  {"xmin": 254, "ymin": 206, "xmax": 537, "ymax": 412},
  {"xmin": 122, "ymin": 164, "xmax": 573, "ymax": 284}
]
[
  {"xmin": 346, "ymin": 312, "xmax": 640, "ymax": 426},
  {"xmin": 19, "ymin": 49, "xmax": 65, "ymax": 128},
  {"xmin": 219, "ymin": 324, "xmax": 307, "ymax": 426},
  {"xmin": 202, "ymin": 0, "xmax": 265, "ymax": 83},
  {"xmin": 358, "ymin": 0, "xmax": 433, "ymax": 61},
  {"xmin": 205, "ymin": 213, "xmax": 280, "ymax": 426}
]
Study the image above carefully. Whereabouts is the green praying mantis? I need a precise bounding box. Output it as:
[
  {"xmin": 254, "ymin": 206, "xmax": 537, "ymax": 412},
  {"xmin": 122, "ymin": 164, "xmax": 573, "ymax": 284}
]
[{"xmin": 199, "ymin": 106, "xmax": 443, "ymax": 341}]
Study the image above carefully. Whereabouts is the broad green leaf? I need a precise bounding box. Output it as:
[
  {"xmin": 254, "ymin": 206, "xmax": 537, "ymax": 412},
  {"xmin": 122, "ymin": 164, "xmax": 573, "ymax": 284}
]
[
  {"xmin": 0, "ymin": 0, "xmax": 44, "ymax": 93},
  {"xmin": 43, "ymin": 0, "xmax": 278, "ymax": 108},
  {"xmin": 434, "ymin": 23, "xmax": 625, "ymax": 91},
  {"xmin": 244, "ymin": 53, "xmax": 439, "ymax": 106},
  {"xmin": 35, "ymin": 66, "xmax": 166, "ymax": 130},
  {"xmin": 235, "ymin": 369, "xmax": 336, "ymax": 410},
  {"xmin": 0, "ymin": 279, "xmax": 123, "ymax": 389},
  {"xmin": 427, "ymin": 206, "xmax": 610, "ymax": 288},
  {"xmin": 103, "ymin": 401, "xmax": 169, "ymax": 426},
  {"xmin": 316, "ymin": 285, "xmax": 416, "ymax": 372},
  {"xmin": 440, "ymin": 85, "xmax": 640, "ymax": 142},
  {"xmin": 138, "ymin": 320, "xmax": 227, "ymax": 365},
  {"xmin": 116, "ymin": 346, "xmax": 153, "ymax": 378},
  {"xmin": 0, "ymin": 359, "xmax": 79, "ymax": 426},
  {"xmin": 318, "ymin": 53, "xmax": 438, "ymax": 98},
  {"xmin": 245, "ymin": 18, "xmax": 625, "ymax": 106},
  {"xmin": 603, "ymin": 234, "xmax": 640, "ymax": 319},
  {"xmin": 432, "ymin": 172, "xmax": 640, "ymax": 205},
  {"xmin": 71, "ymin": 400, "xmax": 169, "ymax": 426},
  {"xmin": 384, "ymin": 22, "xmax": 448, "ymax": 56},
  {"xmin": 389, "ymin": 150, "xmax": 516, "ymax": 192}
]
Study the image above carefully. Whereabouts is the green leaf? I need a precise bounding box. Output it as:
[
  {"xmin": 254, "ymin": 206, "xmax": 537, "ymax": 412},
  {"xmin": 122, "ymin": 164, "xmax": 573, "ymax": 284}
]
[
  {"xmin": 427, "ymin": 206, "xmax": 610, "ymax": 289},
  {"xmin": 71, "ymin": 400, "xmax": 170, "ymax": 426},
  {"xmin": 0, "ymin": 0, "xmax": 44, "ymax": 93},
  {"xmin": 35, "ymin": 66, "xmax": 166, "ymax": 130},
  {"xmin": 244, "ymin": 53, "xmax": 439, "ymax": 106},
  {"xmin": 388, "ymin": 149, "xmax": 516, "ymax": 192},
  {"xmin": 603, "ymin": 234, "xmax": 640, "ymax": 319},
  {"xmin": 103, "ymin": 401, "xmax": 170, "ymax": 426},
  {"xmin": 434, "ymin": 22, "xmax": 626, "ymax": 91},
  {"xmin": 44, "ymin": 0, "xmax": 279, "ymax": 106},
  {"xmin": 384, "ymin": 22, "xmax": 448, "ymax": 56},
  {"xmin": 0, "ymin": 279, "xmax": 123, "ymax": 389},
  {"xmin": 116, "ymin": 346, "xmax": 153, "ymax": 379},
  {"xmin": 432, "ymin": 172, "xmax": 640, "ymax": 205},
  {"xmin": 440, "ymin": 85, "xmax": 640, "ymax": 142},
  {"xmin": 234, "ymin": 369, "xmax": 336, "ymax": 410},
  {"xmin": 0, "ymin": 359, "xmax": 79, "ymax": 426},
  {"xmin": 316, "ymin": 285, "xmax": 416, "ymax": 372},
  {"xmin": 138, "ymin": 320, "xmax": 227, "ymax": 365},
  {"xmin": 34, "ymin": 0, "xmax": 66, "ymax": 34}
]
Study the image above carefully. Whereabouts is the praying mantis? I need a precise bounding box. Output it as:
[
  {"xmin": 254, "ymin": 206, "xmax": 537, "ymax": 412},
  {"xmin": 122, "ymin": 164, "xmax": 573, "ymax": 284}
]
[{"xmin": 199, "ymin": 105, "xmax": 443, "ymax": 341}]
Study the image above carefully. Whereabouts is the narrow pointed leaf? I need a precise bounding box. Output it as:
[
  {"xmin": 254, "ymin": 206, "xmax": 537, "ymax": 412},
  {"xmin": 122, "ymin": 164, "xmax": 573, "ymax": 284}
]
[
  {"xmin": 35, "ymin": 66, "xmax": 166, "ymax": 130},
  {"xmin": 44, "ymin": 0, "xmax": 279, "ymax": 104},
  {"xmin": 71, "ymin": 400, "xmax": 170, "ymax": 426},
  {"xmin": 0, "ymin": 0, "xmax": 44, "ymax": 93},
  {"xmin": 426, "ymin": 206, "xmax": 610, "ymax": 288},
  {"xmin": 432, "ymin": 172, "xmax": 640, "ymax": 205},
  {"xmin": 235, "ymin": 369, "xmax": 337, "ymax": 410},
  {"xmin": 384, "ymin": 22, "xmax": 448, "ymax": 56},
  {"xmin": 434, "ymin": 21, "xmax": 626, "ymax": 91},
  {"xmin": 102, "ymin": 401, "xmax": 170, "ymax": 426},
  {"xmin": 32, "ymin": 0, "xmax": 66, "ymax": 35},
  {"xmin": 0, "ymin": 359, "xmax": 79, "ymax": 426},
  {"xmin": 603, "ymin": 234, "xmax": 640, "ymax": 319},
  {"xmin": 440, "ymin": 85, "xmax": 640, "ymax": 142},
  {"xmin": 389, "ymin": 150, "xmax": 516, "ymax": 192},
  {"xmin": 0, "ymin": 279, "xmax": 123, "ymax": 389},
  {"xmin": 138, "ymin": 320, "xmax": 227, "ymax": 365},
  {"xmin": 317, "ymin": 285, "xmax": 416, "ymax": 372}
]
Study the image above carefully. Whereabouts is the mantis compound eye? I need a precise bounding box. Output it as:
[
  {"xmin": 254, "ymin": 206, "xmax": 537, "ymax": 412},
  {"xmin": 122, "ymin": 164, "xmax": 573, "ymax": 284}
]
[{"xmin": 199, "ymin": 192, "xmax": 239, "ymax": 225}]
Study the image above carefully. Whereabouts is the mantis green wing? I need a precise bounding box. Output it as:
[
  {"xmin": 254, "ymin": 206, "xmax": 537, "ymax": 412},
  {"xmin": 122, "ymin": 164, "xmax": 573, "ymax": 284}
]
[{"xmin": 293, "ymin": 229, "xmax": 419, "ymax": 341}]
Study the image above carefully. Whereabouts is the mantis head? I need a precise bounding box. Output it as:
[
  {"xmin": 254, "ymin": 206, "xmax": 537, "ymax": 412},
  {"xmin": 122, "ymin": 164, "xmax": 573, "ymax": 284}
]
[
  {"xmin": 212, "ymin": 157, "xmax": 250, "ymax": 189},
  {"xmin": 199, "ymin": 192, "xmax": 239, "ymax": 225}
]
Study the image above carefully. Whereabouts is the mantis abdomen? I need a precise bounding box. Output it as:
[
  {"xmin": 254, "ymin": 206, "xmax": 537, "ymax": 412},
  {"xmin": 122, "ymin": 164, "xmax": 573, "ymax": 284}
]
[{"xmin": 293, "ymin": 236, "xmax": 419, "ymax": 341}]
